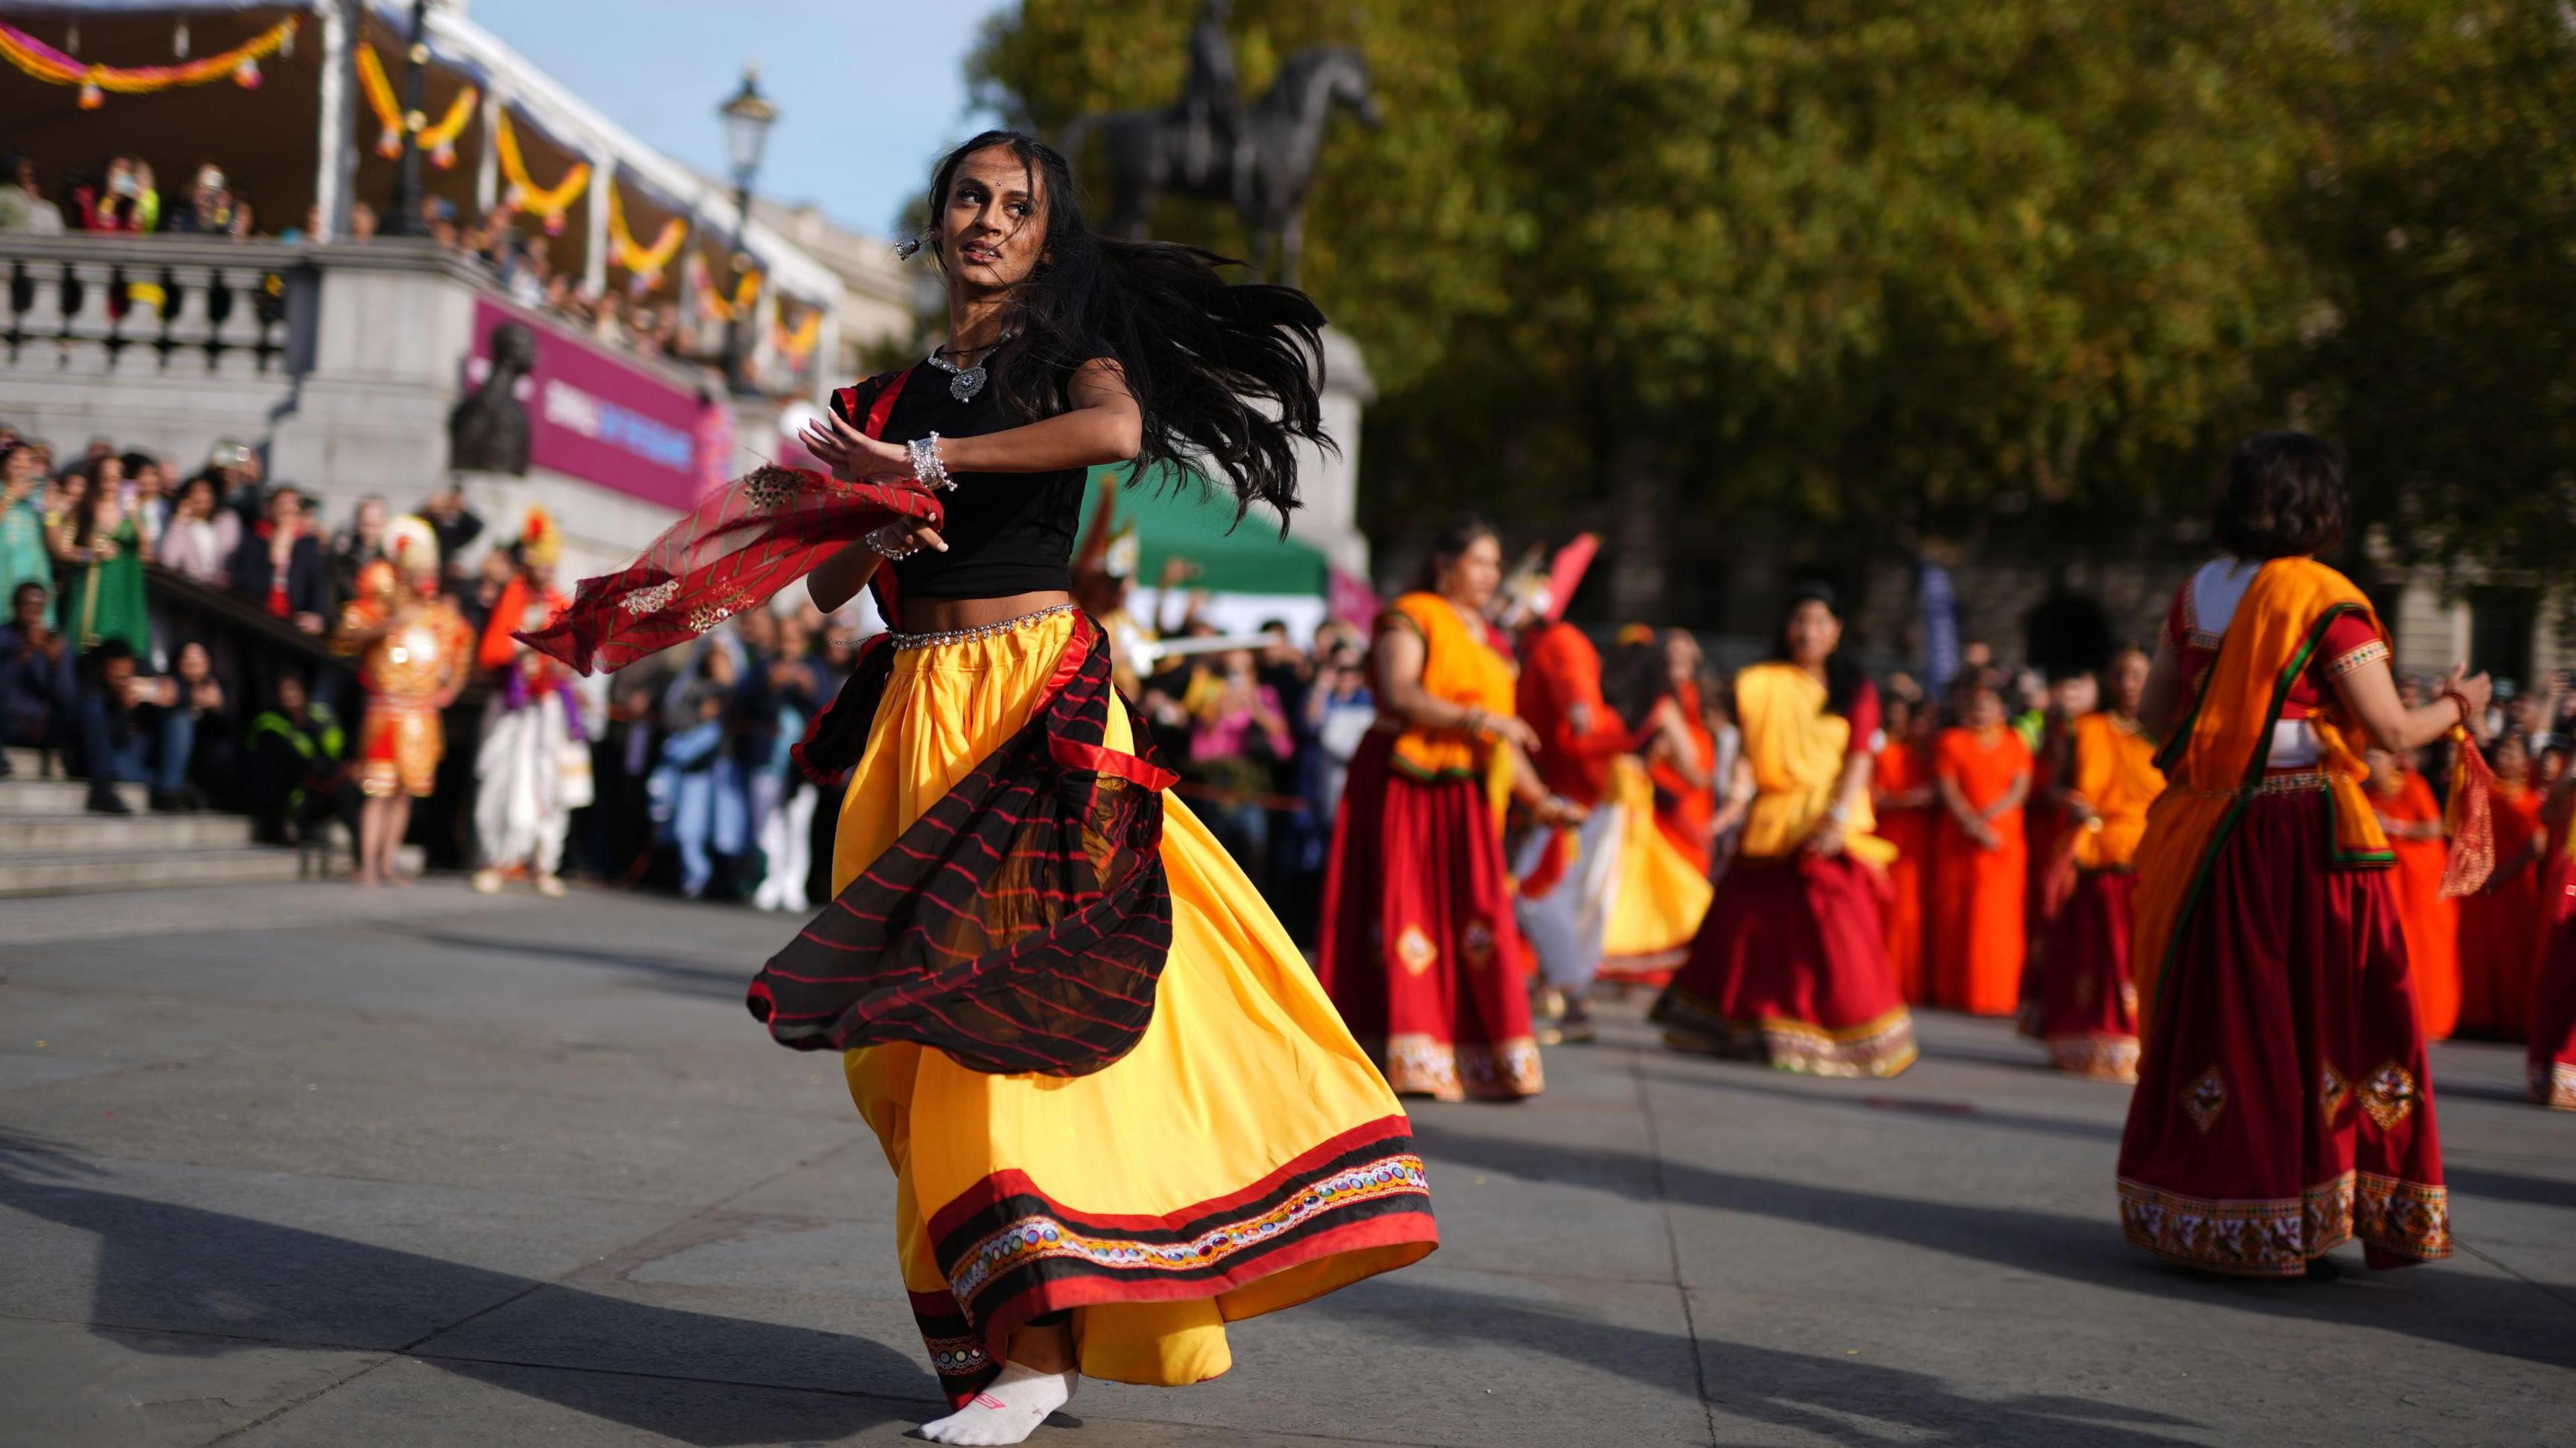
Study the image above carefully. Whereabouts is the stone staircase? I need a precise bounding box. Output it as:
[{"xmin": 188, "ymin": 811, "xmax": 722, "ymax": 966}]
[{"xmin": 0, "ymin": 746, "xmax": 414, "ymax": 898}]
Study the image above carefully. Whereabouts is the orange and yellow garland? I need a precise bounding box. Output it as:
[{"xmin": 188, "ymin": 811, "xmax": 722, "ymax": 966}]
[
  {"xmin": 688, "ymin": 249, "xmax": 764, "ymax": 321},
  {"xmin": 774, "ymin": 309, "xmax": 822, "ymax": 363},
  {"xmin": 356, "ymin": 44, "xmax": 477, "ymax": 168},
  {"xmin": 607, "ymin": 184, "xmax": 688, "ymax": 286},
  {"xmin": 493, "ymin": 108, "xmax": 590, "ymax": 235},
  {"xmin": 0, "ymin": 17, "xmax": 297, "ymax": 109}
]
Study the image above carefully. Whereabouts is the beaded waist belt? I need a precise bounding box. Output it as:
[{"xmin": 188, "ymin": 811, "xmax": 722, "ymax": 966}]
[
  {"xmin": 2174, "ymin": 769, "xmax": 2332, "ymax": 801},
  {"xmin": 889, "ymin": 602, "xmax": 1076, "ymax": 651}
]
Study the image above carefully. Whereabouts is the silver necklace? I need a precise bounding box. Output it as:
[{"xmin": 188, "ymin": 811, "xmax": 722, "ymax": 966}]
[{"xmin": 926, "ymin": 333, "xmax": 1014, "ymax": 404}]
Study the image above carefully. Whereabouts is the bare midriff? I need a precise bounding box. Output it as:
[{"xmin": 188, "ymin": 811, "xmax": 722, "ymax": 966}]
[{"xmin": 899, "ymin": 589, "xmax": 1074, "ymax": 634}]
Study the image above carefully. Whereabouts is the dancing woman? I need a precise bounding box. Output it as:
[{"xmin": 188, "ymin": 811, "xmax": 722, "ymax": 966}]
[
  {"xmin": 2118, "ymin": 431, "xmax": 2487, "ymax": 1277},
  {"xmin": 531, "ymin": 133, "xmax": 1436, "ymax": 1445},
  {"xmin": 1652, "ymin": 584, "xmax": 1917, "ymax": 1077},
  {"xmin": 1319, "ymin": 515, "xmax": 1560, "ymax": 1098},
  {"xmin": 2029, "ymin": 647, "xmax": 2162, "ymax": 1082}
]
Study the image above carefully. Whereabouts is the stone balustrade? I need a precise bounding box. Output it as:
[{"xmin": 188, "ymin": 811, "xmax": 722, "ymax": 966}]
[{"xmin": 2, "ymin": 233, "xmax": 297, "ymax": 384}]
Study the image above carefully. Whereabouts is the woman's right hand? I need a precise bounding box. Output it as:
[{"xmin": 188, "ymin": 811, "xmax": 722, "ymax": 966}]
[
  {"xmin": 2442, "ymin": 664, "xmax": 2493, "ymax": 730},
  {"xmin": 1486, "ymin": 713, "xmax": 1540, "ymax": 753}
]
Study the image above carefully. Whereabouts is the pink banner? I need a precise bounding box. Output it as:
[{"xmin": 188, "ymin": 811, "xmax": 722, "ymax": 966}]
[{"xmin": 466, "ymin": 298, "xmax": 716, "ymax": 510}]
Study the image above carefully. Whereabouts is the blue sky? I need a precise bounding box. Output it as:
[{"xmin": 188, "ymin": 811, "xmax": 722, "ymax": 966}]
[{"xmin": 474, "ymin": 0, "xmax": 1012, "ymax": 237}]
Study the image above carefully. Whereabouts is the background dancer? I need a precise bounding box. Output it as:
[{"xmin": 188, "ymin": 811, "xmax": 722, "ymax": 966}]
[
  {"xmin": 1933, "ymin": 676, "xmax": 2032, "ymax": 1017},
  {"xmin": 1509, "ymin": 557, "xmax": 1629, "ymax": 1036},
  {"xmin": 2029, "ymin": 646, "xmax": 2161, "ymax": 1081},
  {"xmin": 1596, "ymin": 626, "xmax": 1715, "ymax": 989},
  {"xmin": 1652, "ymin": 584, "xmax": 1917, "ymax": 1076},
  {"xmin": 2118, "ymin": 431, "xmax": 2483, "ymax": 1278},
  {"xmin": 1874, "ymin": 695, "xmax": 1940, "ymax": 1003},
  {"xmin": 2528, "ymin": 765, "xmax": 2576, "ymax": 1109},
  {"xmin": 2459, "ymin": 732, "xmax": 2548, "ymax": 1040},
  {"xmin": 1322, "ymin": 514, "xmax": 1563, "ymax": 1098},
  {"xmin": 333, "ymin": 520, "xmax": 469, "ymax": 888},
  {"xmin": 472, "ymin": 508, "xmax": 582, "ymax": 897},
  {"xmin": 2367, "ymin": 745, "xmax": 2459, "ymax": 1040}
]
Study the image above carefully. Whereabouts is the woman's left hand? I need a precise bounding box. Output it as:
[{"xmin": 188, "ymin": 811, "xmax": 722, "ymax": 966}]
[
  {"xmin": 1805, "ymin": 824, "xmax": 1847, "ymax": 858},
  {"xmin": 799, "ymin": 412, "xmax": 915, "ymax": 486}
]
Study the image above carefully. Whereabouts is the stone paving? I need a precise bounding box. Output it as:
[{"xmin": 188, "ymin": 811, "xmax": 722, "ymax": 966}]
[{"xmin": 2, "ymin": 881, "xmax": 2571, "ymax": 1447}]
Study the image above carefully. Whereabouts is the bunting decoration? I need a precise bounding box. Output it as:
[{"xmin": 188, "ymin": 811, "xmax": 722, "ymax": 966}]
[
  {"xmin": 0, "ymin": 17, "xmax": 297, "ymax": 109},
  {"xmin": 493, "ymin": 109, "xmax": 591, "ymax": 235},
  {"xmin": 688, "ymin": 249, "xmax": 764, "ymax": 321},
  {"xmin": 774, "ymin": 309, "xmax": 822, "ymax": 363},
  {"xmin": 356, "ymin": 44, "xmax": 477, "ymax": 168},
  {"xmin": 607, "ymin": 184, "xmax": 688, "ymax": 286}
]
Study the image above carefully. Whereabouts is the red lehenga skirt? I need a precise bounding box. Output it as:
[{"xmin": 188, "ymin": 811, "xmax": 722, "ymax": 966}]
[
  {"xmin": 2031, "ymin": 869, "xmax": 2142, "ymax": 1082},
  {"xmin": 2528, "ymin": 867, "xmax": 2576, "ymax": 1111},
  {"xmin": 1318, "ymin": 731, "xmax": 1543, "ymax": 1101},
  {"xmin": 1650, "ymin": 853, "xmax": 1917, "ymax": 1077},
  {"xmin": 2116, "ymin": 790, "xmax": 2451, "ymax": 1276}
]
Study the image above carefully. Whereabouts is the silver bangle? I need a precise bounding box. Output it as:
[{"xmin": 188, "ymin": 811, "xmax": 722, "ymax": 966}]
[
  {"xmin": 865, "ymin": 522, "xmax": 922, "ymax": 561},
  {"xmin": 908, "ymin": 433, "xmax": 954, "ymax": 492}
]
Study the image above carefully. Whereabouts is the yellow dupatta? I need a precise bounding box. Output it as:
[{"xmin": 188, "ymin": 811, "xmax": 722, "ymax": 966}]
[
  {"xmin": 2131, "ymin": 557, "xmax": 2392, "ymax": 1028},
  {"xmin": 2067, "ymin": 712, "xmax": 2164, "ymax": 872},
  {"xmin": 1735, "ymin": 661, "xmax": 1897, "ymax": 869}
]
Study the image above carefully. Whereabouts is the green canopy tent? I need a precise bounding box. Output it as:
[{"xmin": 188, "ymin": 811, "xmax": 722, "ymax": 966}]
[{"xmin": 1083, "ymin": 461, "xmax": 1329, "ymax": 600}]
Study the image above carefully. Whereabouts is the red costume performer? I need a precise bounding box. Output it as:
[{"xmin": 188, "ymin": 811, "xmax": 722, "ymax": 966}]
[
  {"xmin": 2370, "ymin": 756, "xmax": 2460, "ymax": 1041},
  {"xmin": 1653, "ymin": 588, "xmax": 1916, "ymax": 1077},
  {"xmin": 2031, "ymin": 694, "xmax": 2162, "ymax": 1082},
  {"xmin": 2116, "ymin": 535, "xmax": 2453, "ymax": 1278},
  {"xmin": 2527, "ymin": 778, "xmax": 2576, "ymax": 1109},
  {"xmin": 1872, "ymin": 708, "xmax": 1939, "ymax": 1004},
  {"xmin": 1319, "ymin": 587, "xmax": 1544, "ymax": 1101},
  {"xmin": 2459, "ymin": 749, "xmax": 2547, "ymax": 1041}
]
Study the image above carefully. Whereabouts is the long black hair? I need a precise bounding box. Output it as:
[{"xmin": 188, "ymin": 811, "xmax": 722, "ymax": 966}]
[
  {"xmin": 919, "ymin": 131, "xmax": 1330, "ymax": 530},
  {"xmin": 1768, "ymin": 581, "xmax": 1867, "ymax": 718}
]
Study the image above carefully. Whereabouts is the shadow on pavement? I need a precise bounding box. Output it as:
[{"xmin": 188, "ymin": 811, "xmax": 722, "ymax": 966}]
[
  {"xmin": 1407, "ymin": 1117, "xmax": 2576, "ymax": 1372},
  {"xmin": 392, "ymin": 926, "xmax": 755, "ymax": 1003},
  {"xmin": 1629, "ymin": 1062, "xmax": 2127, "ymax": 1145},
  {"xmin": 1326, "ymin": 1279, "xmax": 2205, "ymax": 1445},
  {"xmin": 0, "ymin": 1141, "xmax": 924, "ymax": 1446}
]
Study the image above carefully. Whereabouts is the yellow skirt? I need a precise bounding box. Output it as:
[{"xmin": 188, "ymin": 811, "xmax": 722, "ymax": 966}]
[
  {"xmin": 833, "ymin": 610, "xmax": 1436, "ymax": 1402},
  {"xmin": 1601, "ymin": 757, "xmax": 1714, "ymax": 979}
]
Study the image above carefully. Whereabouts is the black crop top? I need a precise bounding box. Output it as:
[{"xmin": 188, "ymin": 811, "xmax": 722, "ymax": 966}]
[{"xmin": 828, "ymin": 364, "xmax": 1093, "ymax": 600}]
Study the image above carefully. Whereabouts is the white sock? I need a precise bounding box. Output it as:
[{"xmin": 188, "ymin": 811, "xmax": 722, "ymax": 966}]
[{"xmin": 917, "ymin": 1361, "xmax": 1076, "ymax": 1446}]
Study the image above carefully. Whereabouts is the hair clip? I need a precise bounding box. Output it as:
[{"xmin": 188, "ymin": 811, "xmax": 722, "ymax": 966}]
[{"xmin": 893, "ymin": 235, "xmax": 921, "ymax": 260}]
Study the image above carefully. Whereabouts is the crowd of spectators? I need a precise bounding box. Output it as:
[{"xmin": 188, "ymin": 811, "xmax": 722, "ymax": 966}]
[{"xmin": 1, "ymin": 150, "xmax": 741, "ymax": 376}]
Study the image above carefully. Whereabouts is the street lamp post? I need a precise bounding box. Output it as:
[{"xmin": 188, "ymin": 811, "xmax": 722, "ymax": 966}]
[
  {"xmin": 716, "ymin": 64, "xmax": 777, "ymax": 394},
  {"xmin": 386, "ymin": 0, "xmax": 433, "ymax": 237}
]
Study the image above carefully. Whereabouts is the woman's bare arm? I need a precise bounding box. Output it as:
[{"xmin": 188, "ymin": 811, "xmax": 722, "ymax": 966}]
[
  {"xmin": 2330, "ymin": 657, "xmax": 2490, "ymax": 755},
  {"xmin": 1373, "ymin": 624, "xmax": 1540, "ymax": 755},
  {"xmin": 806, "ymin": 541, "xmax": 882, "ymax": 614},
  {"xmin": 800, "ymin": 359, "xmax": 1143, "ymax": 482}
]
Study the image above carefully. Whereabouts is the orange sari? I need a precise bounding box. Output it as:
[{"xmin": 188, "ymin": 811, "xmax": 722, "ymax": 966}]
[
  {"xmin": 2459, "ymin": 783, "xmax": 2546, "ymax": 1041},
  {"xmin": 2374, "ymin": 769, "xmax": 2459, "ymax": 1041},
  {"xmin": 1874, "ymin": 742, "xmax": 1936, "ymax": 1003},
  {"xmin": 1932, "ymin": 726, "xmax": 2031, "ymax": 1016}
]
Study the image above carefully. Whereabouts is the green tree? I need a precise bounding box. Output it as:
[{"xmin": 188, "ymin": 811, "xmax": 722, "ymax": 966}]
[{"xmin": 971, "ymin": 1, "xmax": 2573, "ymax": 620}]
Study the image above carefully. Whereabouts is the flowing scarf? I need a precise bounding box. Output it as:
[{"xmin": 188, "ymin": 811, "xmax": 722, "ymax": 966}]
[{"xmin": 514, "ymin": 371, "xmax": 939, "ymax": 676}]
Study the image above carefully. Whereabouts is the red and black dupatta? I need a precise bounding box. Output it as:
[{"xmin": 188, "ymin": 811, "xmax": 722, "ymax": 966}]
[
  {"xmin": 521, "ymin": 369, "xmax": 1182, "ymax": 1077},
  {"xmin": 515, "ymin": 372, "xmax": 935, "ymax": 676},
  {"xmin": 749, "ymin": 613, "xmax": 1181, "ymax": 1075}
]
